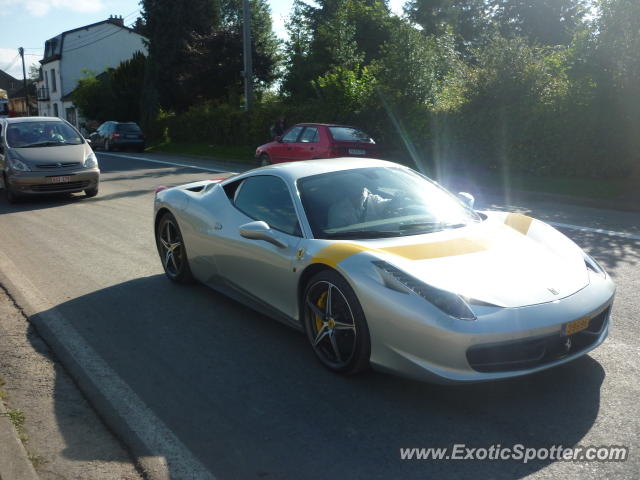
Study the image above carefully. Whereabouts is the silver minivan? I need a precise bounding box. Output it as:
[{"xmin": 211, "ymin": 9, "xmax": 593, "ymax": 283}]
[{"xmin": 0, "ymin": 116, "xmax": 100, "ymax": 203}]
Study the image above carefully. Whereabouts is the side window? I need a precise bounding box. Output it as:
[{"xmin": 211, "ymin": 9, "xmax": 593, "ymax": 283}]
[
  {"xmin": 281, "ymin": 126, "xmax": 303, "ymax": 143},
  {"xmin": 299, "ymin": 127, "xmax": 319, "ymax": 143},
  {"xmin": 234, "ymin": 176, "xmax": 301, "ymax": 237}
]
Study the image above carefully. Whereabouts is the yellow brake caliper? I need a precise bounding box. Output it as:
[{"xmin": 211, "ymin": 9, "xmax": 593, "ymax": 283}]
[{"xmin": 315, "ymin": 290, "xmax": 328, "ymax": 333}]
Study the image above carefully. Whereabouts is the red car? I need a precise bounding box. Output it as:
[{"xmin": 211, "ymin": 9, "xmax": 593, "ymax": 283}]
[{"xmin": 255, "ymin": 123, "xmax": 380, "ymax": 166}]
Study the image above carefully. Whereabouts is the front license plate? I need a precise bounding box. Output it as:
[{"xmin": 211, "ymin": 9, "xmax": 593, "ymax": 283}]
[
  {"xmin": 563, "ymin": 316, "xmax": 590, "ymax": 336},
  {"xmin": 348, "ymin": 148, "xmax": 366, "ymax": 155},
  {"xmin": 47, "ymin": 176, "xmax": 71, "ymax": 184}
]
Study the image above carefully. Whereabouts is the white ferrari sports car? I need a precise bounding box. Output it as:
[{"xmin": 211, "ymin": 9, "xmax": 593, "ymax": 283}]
[{"xmin": 154, "ymin": 158, "xmax": 615, "ymax": 383}]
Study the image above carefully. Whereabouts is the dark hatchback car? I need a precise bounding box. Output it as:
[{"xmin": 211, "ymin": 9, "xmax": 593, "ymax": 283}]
[{"xmin": 90, "ymin": 121, "xmax": 146, "ymax": 152}]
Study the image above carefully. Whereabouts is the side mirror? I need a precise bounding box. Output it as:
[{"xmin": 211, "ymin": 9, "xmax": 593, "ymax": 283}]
[
  {"xmin": 275, "ymin": 136, "xmax": 282, "ymax": 143},
  {"xmin": 85, "ymin": 138, "xmax": 92, "ymax": 144},
  {"xmin": 239, "ymin": 221, "xmax": 287, "ymax": 248},
  {"xmin": 457, "ymin": 192, "xmax": 475, "ymax": 210}
]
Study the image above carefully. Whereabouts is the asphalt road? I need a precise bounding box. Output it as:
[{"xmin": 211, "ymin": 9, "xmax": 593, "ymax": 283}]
[{"xmin": 0, "ymin": 152, "xmax": 637, "ymax": 479}]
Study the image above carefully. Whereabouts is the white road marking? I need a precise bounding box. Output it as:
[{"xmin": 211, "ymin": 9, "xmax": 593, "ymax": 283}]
[
  {"xmin": 548, "ymin": 221, "xmax": 640, "ymax": 241},
  {"xmin": 0, "ymin": 250, "xmax": 216, "ymax": 480},
  {"xmin": 98, "ymin": 152, "xmax": 232, "ymax": 173}
]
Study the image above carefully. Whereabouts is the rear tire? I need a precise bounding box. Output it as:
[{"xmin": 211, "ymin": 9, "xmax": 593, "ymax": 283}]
[
  {"xmin": 156, "ymin": 212, "xmax": 194, "ymax": 284},
  {"xmin": 302, "ymin": 270, "xmax": 371, "ymax": 375}
]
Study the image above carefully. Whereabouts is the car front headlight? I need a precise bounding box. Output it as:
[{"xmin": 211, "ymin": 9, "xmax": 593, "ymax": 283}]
[
  {"xmin": 374, "ymin": 261, "xmax": 477, "ymax": 321},
  {"xmin": 84, "ymin": 152, "xmax": 98, "ymax": 168},
  {"xmin": 7, "ymin": 154, "xmax": 31, "ymax": 172}
]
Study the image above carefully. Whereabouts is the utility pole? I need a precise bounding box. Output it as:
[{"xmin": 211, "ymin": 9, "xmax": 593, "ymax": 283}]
[
  {"xmin": 242, "ymin": 0, "xmax": 253, "ymax": 111},
  {"xmin": 18, "ymin": 47, "xmax": 30, "ymax": 115}
]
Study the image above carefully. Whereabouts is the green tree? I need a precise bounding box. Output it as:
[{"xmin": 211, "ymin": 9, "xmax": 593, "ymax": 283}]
[
  {"xmin": 140, "ymin": 0, "xmax": 220, "ymax": 125},
  {"xmin": 492, "ymin": 0, "xmax": 589, "ymax": 46},
  {"xmin": 72, "ymin": 53, "xmax": 146, "ymax": 123},
  {"xmin": 404, "ymin": 0, "xmax": 490, "ymax": 48},
  {"xmin": 282, "ymin": 0, "xmax": 394, "ymax": 99}
]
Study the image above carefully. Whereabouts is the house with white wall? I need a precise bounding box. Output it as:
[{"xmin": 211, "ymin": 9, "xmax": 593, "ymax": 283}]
[{"xmin": 36, "ymin": 16, "xmax": 147, "ymax": 130}]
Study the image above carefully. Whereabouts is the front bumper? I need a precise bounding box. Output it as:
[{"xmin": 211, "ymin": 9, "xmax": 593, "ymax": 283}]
[
  {"xmin": 7, "ymin": 168, "xmax": 100, "ymax": 194},
  {"xmin": 349, "ymin": 263, "xmax": 615, "ymax": 383}
]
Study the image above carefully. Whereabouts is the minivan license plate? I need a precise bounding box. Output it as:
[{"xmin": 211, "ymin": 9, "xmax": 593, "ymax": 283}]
[{"xmin": 47, "ymin": 176, "xmax": 71, "ymax": 184}]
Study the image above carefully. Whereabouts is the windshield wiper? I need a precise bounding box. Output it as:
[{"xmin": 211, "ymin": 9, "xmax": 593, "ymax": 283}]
[
  {"xmin": 324, "ymin": 230, "xmax": 400, "ymax": 239},
  {"xmin": 398, "ymin": 222, "xmax": 467, "ymax": 231},
  {"xmin": 18, "ymin": 141, "xmax": 67, "ymax": 148}
]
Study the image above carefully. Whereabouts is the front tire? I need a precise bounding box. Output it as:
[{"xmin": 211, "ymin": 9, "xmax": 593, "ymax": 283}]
[
  {"xmin": 84, "ymin": 186, "xmax": 99, "ymax": 198},
  {"xmin": 258, "ymin": 153, "xmax": 271, "ymax": 167},
  {"xmin": 4, "ymin": 176, "xmax": 19, "ymax": 204},
  {"xmin": 156, "ymin": 212, "xmax": 194, "ymax": 283},
  {"xmin": 303, "ymin": 270, "xmax": 371, "ymax": 374}
]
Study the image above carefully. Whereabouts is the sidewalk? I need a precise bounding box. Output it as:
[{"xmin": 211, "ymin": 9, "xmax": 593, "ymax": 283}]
[{"xmin": 0, "ymin": 286, "xmax": 143, "ymax": 480}]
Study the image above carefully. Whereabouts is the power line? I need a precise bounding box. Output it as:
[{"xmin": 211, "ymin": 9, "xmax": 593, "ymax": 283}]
[
  {"xmin": 63, "ymin": 27, "xmax": 130, "ymax": 53},
  {"xmin": 63, "ymin": 14, "xmax": 141, "ymax": 49},
  {"xmin": 63, "ymin": 25, "xmax": 127, "ymax": 49}
]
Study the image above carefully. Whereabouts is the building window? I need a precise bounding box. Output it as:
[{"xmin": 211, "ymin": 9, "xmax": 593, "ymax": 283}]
[
  {"xmin": 51, "ymin": 69, "xmax": 57, "ymax": 92},
  {"xmin": 66, "ymin": 107, "xmax": 76, "ymax": 126},
  {"xmin": 53, "ymin": 103, "xmax": 59, "ymax": 117},
  {"xmin": 45, "ymin": 71, "xmax": 49, "ymax": 90}
]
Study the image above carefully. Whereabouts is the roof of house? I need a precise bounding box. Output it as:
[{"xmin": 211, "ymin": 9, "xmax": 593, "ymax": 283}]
[
  {"xmin": 41, "ymin": 16, "xmax": 142, "ymax": 65},
  {"xmin": 0, "ymin": 70, "xmax": 21, "ymax": 93}
]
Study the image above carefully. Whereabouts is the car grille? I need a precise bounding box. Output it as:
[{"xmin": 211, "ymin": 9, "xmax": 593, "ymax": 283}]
[
  {"xmin": 36, "ymin": 162, "xmax": 82, "ymax": 170},
  {"xmin": 30, "ymin": 181, "xmax": 90, "ymax": 192},
  {"xmin": 466, "ymin": 306, "xmax": 611, "ymax": 373}
]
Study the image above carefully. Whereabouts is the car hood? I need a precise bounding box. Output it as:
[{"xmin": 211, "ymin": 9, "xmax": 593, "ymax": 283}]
[
  {"xmin": 316, "ymin": 212, "xmax": 589, "ymax": 308},
  {"xmin": 13, "ymin": 143, "xmax": 89, "ymax": 165}
]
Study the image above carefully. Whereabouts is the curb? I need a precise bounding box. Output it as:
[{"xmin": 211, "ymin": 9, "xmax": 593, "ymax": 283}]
[
  {"xmin": 0, "ymin": 252, "xmax": 215, "ymax": 480},
  {"xmin": 0, "ymin": 399, "xmax": 39, "ymax": 480}
]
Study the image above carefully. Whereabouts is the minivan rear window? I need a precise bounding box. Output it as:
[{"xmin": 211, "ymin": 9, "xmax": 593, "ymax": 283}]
[{"xmin": 328, "ymin": 127, "xmax": 374, "ymax": 143}]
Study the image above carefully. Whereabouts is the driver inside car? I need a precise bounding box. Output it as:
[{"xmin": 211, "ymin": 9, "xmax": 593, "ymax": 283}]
[{"xmin": 327, "ymin": 177, "xmax": 390, "ymax": 229}]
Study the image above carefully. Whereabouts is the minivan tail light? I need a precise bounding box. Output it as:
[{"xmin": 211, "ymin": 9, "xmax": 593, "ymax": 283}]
[{"xmin": 112, "ymin": 133, "xmax": 120, "ymax": 139}]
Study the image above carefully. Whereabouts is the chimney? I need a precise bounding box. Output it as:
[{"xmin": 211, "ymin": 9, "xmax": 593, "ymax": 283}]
[{"xmin": 109, "ymin": 14, "xmax": 124, "ymax": 27}]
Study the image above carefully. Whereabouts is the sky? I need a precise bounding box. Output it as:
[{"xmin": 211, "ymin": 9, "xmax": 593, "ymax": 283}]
[{"xmin": 0, "ymin": 0, "xmax": 406, "ymax": 81}]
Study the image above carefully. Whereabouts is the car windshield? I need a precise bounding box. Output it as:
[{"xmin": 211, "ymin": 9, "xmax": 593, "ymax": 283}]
[
  {"xmin": 6, "ymin": 121, "xmax": 84, "ymax": 148},
  {"xmin": 298, "ymin": 167, "xmax": 481, "ymax": 239},
  {"xmin": 328, "ymin": 126, "xmax": 374, "ymax": 143}
]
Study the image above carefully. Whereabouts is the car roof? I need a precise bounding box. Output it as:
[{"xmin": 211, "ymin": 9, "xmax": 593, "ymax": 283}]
[
  {"xmin": 251, "ymin": 158, "xmax": 407, "ymax": 183},
  {"xmin": 5, "ymin": 116, "xmax": 64, "ymax": 124}
]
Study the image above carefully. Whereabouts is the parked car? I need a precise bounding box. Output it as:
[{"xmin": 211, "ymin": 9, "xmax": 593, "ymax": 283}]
[
  {"xmin": 153, "ymin": 158, "xmax": 614, "ymax": 382},
  {"xmin": 255, "ymin": 123, "xmax": 381, "ymax": 166},
  {"xmin": 0, "ymin": 117, "xmax": 100, "ymax": 203},
  {"xmin": 90, "ymin": 121, "xmax": 145, "ymax": 152}
]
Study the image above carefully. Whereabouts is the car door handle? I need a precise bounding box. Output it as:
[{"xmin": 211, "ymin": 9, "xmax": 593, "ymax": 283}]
[
  {"xmin": 310, "ymin": 147, "xmax": 314, "ymax": 151},
  {"xmin": 213, "ymin": 222, "xmax": 223, "ymax": 230},
  {"xmin": 287, "ymin": 147, "xmax": 292, "ymax": 150}
]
